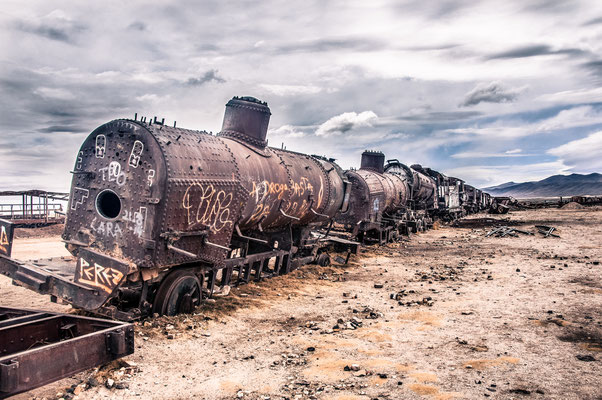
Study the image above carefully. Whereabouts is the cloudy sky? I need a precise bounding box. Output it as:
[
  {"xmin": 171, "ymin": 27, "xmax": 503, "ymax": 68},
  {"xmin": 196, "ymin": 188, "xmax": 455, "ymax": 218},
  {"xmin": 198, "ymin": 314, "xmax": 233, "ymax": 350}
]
[{"xmin": 1, "ymin": 0, "xmax": 602, "ymax": 191}]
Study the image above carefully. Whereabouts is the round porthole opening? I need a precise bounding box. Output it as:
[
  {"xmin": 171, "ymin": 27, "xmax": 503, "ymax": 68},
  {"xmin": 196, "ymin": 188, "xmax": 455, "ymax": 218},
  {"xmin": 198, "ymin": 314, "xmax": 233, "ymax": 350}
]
[{"xmin": 96, "ymin": 190, "xmax": 121, "ymax": 219}]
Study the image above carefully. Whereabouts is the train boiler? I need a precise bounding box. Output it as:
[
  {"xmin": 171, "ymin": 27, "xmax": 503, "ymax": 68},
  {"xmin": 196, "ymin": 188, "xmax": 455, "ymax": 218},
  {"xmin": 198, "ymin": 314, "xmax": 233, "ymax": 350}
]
[
  {"xmin": 0, "ymin": 96, "xmax": 350, "ymax": 319},
  {"xmin": 383, "ymin": 159, "xmax": 438, "ymax": 232},
  {"xmin": 334, "ymin": 151, "xmax": 410, "ymax": 243},
  {"xmin": 463, "ymin": 184, "xmax": 479, "ymax": 213},
  {"xmin": 408, "ymin": 165, "xmax": 463, "ymax": 221}
]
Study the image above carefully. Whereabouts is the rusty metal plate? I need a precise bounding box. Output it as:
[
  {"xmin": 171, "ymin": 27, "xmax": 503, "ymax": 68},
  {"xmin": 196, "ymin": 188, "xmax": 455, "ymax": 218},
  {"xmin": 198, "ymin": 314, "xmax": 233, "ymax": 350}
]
[
  {"xmin": 0, "ymin": 307, "xmax": 133, "ymax": 398},
  {"xmin": 0, "ymin": 219, "xmax": 14, "ymax": 257},
  {"xmin": 74, "ymin": 248, "xmax": 130, "ymax": 295}
]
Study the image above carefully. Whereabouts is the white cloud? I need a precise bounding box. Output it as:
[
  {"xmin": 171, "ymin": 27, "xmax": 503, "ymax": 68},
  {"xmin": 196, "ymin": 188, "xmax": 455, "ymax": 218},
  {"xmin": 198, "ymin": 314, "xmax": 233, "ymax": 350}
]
[
  {"xmin": 547, "ymin": 130, "xmax": 602, "ymax": 170},
  {"xmin": 446, "ymin": 106, "xmax": 602, "ymax": 138},
  {"xmin": 269, "ymin": 124, "xmax": 306, "ymax": 138},
  {"xmin": 315, "ymin": 111, "xmax": 378, "ymax": 136},
  {"xmin": 537, "ymin": 87, "xmax": 602, "ymax": 104},
  {"xmin": 451, "ymin": 150, "xmax": 529, "ymax": 159},
  {"xmin": 135, "ymin": 93, "xmax": 166, "ymax": 103},
  {"xmin": 260, "ymin": 84, "xmax": 322, "ymax": 96},
  {"xmin": 33, "ymin": 87, "xmax": 75, "ymax": 100},
  {"xmin": 536, "ymin": 106, "xmax": 602, "ymax": 132}
]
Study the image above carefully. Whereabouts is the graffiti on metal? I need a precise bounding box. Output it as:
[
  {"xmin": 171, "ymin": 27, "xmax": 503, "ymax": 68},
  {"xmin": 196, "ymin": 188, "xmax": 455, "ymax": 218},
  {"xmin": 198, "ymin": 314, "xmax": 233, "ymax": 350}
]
[
  {"xmin": 0, "ymin": 225, "xmax": 10, "ymax": 256},
  {"xmin": 182, "ymin": 183, "xmax": 233, "ymax": 233},
  {"xmin": 76, "ymin": 258, "xmax": 124, "ymax": 293}
]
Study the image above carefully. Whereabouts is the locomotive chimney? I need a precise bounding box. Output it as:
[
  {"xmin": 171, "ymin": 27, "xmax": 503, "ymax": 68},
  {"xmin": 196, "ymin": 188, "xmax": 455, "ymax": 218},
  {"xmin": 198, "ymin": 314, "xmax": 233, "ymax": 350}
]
[
  {"xmin": 360, "ymin": 150, "xmax": 385, "ymax": 174},
  {"xmin": 218, "ymin": 96, "xmax": 271, "ymax": 148}
]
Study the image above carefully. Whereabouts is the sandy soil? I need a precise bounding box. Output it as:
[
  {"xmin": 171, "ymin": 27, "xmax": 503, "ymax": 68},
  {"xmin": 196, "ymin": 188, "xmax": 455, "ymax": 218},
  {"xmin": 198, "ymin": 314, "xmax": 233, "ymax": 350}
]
[
  {"xmin": 2, "ymin": 208, "xmax": 601, "ymax": 400},
  {"xmin": 0, "ymin": 235, "xmax": 70, "ymax": 311}
]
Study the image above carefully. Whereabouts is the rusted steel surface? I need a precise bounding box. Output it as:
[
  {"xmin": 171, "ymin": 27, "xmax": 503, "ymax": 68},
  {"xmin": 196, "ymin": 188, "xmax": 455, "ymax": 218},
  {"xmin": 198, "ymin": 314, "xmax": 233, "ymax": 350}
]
[
  {"xmin": 383, "ymin": 160, "xmax": 438, "ymax": 211},
  {"xmin": 0, "ymin": 219, "xmax": 14, "ymax": 257},
  {"xmin": 335, "ymin": 151, "xmax": 413, "ymax": 243},
  {"xmin": 416, "ymin": 168, "xmax": 464, "ymax": 219},
  {"xmin": 0, "ymin": 96, "xmax": 351, "ymax": 320},
  {"xmin": 359, "ymin": 150, "xmax": 385, "ymax": 173},
  {"xmin": 0, "ymin": 94, "xmax": 491, "ymax": 321},
  {"xmin": 337, "ymin": 152, "xmax": 388, "ymax": 230},
  {"xmin": 0, "ymin": 307, "xmax": 133, "ymax": 398},
  {"xmin": 464, "ymin": 184, "xmax": 478, "ymax": 212}
]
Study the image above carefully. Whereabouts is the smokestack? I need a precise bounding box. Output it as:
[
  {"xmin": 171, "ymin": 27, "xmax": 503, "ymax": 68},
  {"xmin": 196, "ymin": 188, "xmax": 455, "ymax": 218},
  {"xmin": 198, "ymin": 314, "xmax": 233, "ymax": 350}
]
[
  {"xmin": 360, "ymin": 150, "xmax": 385, "ymax": 174},
  {"xmin": 218, "ymin": 96, "xmax": 271, "ymax": 148}
]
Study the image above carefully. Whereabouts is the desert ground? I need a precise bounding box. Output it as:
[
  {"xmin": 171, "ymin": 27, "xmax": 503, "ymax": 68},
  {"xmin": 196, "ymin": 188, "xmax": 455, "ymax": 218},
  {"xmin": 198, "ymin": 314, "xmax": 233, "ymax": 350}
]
[{"xmin": 2, "ymin": 207, "xmax": 601, "ymax": 400}]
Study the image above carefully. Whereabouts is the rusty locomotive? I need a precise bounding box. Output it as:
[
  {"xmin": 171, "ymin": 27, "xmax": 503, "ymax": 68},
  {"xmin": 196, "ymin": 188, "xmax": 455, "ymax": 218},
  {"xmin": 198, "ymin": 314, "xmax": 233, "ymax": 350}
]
[
  {"xmin": 334, "ymin": 151, "xmax": 492, "ymax": 244},
  {"xmin": 0, "ymin": 96, "xmax": 490, "ymax": 320}
]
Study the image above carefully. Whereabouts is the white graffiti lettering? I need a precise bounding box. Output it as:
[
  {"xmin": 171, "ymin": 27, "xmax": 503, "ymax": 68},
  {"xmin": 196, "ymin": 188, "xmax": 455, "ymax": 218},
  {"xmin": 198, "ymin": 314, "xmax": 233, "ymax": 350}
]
[
  {"xmin": 90, "ymin": 217, "xmax": 123, "ymax": 238},
  {"xmin": 99, "ymin": 161, "xmax": 127, "ymax": 186},
  {"xmin": 76, "ymin": 151, "xmax": 83, "ymax": 170},
  {"xmin": 77, "ymin": 258, "xmax": 124, "ymax": 294},
  {"xmin": 128, "ymin": 140, "xmax": 144, "ymax": 168},
  {"xmin": 123, "ymin": 207, "xmax": 147, "ymax": 238},
  {"xmin": 70, "ymin": 187, "xmax": 89, "ymax": 210},
  {"xmin": 182, "ymin": 183, "xmax": 233, "ymax": 233},
  {"xmin": 147, "ymin": 169, "xmax": 156, "ymax": 187},
  {"xmin": 95, "ymin": 135, "xmax": 106, "ymax": 158}
]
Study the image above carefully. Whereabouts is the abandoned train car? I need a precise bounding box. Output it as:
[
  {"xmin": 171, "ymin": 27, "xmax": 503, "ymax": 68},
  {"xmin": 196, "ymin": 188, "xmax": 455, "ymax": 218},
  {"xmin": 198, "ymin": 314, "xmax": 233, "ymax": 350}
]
[{"xmin": 0, "ymin": 96, "xmax": 490, "ymax": 320}]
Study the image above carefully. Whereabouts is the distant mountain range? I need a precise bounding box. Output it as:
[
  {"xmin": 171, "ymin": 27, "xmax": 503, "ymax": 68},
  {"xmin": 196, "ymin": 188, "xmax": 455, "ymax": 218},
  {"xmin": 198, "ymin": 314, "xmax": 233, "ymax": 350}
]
[{"xmin": 483, "ymin": 173, "xmax": 602, "ymax": 198}]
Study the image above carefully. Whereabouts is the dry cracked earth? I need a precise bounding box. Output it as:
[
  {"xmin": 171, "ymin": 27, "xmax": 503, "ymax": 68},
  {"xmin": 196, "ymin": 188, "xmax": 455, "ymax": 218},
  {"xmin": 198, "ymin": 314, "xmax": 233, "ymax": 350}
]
[{"xmin": 2, "ymin": 207, "xmax": 601, "ymax": 400}]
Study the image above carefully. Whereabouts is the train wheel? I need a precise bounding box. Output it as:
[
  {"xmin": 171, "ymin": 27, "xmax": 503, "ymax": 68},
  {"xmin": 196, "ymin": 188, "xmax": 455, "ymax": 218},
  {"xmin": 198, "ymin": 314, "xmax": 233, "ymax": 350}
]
[
  {"xmin": 317, "ymin": 253, "xmax": 331, "ymax": 267},
  {"xmin": 152, "ymin": 269, "xmax": 202, "ymax": 316}
]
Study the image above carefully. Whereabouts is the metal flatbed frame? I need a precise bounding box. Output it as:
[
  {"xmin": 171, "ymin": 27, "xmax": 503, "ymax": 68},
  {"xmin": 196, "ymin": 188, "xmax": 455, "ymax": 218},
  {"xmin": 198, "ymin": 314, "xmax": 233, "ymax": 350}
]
[{"xmin": 0, "ymin": 307, "xmax": 134, "ymax": 398}]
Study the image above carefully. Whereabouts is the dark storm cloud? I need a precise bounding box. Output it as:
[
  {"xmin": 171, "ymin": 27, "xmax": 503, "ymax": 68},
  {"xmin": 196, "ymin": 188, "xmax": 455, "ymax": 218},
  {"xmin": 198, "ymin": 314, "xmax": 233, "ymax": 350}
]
[
  {"xmin": 186, "ymin": 69, "xmax": 226, "ymax": 86},
  {"xmin": 460, "ymin": 82, "xmax": 522, "ymax": 107},
  {"xmin": 426, "ymin": 0, "xmax": 472, "ymax": 18},
  {"xmin": 37, "ymin": 125, "xmax": 87, "ymax": 134},
  {"xmin": 487, "ymin": 44, "xmax": 585, "ymax": 59},
  {"xmin": 0, "ymin": 67, "xmax": 139, "ymax": 136},
  {"xmin": 581, "ymin": 60, "xmax": 602, "ymax": 77},
  {"xmin": 401, "ymin": 44, "xmax": 461, "ymax": 52},
  {"xmin": 399, "ymin": 111, "xmax": 483, "ymax": 122},
  {"xmin": 583, "ymin": 16, "xmax": 602, "ymax": 25},
  {"xmin": 522, "ymin": 0, "xmax": 581, "ymax": 14},
  {"xmin": 393, "ymin": 0, "xmax": 473, "ymax": 19},
  {"xmin": 195, "ymin": 43, "xmax": 221, "ymax": 52},
  {"xmin": 15, "ymin": 19, "xmax": 86, "ymax": 44},
  {"xmin": 275, "ymin": 38, "xmax": 386, "ymax": 54},
  {"xmin": 127, "ymin": 21, "xmax": 147, "ymax": 31}
]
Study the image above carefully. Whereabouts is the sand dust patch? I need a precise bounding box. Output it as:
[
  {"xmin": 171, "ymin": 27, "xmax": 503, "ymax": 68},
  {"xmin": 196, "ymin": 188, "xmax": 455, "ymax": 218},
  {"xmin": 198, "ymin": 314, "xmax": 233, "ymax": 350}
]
[
  {"xmin": 357, "ymin": 348, "xmax": 387, "ymax": 357},
  {"xmin": 368, "ymin": 375, "xmax": 389, "ymax": 385},
  {"xmin": 353, "ymin": 328, "xmax": 393, "ymax": 343},
  {"xmin": 407, "ymin": 383, "xmax": 460, "ymax": 399},
  {"xmin": 462, "ymin": 356, "xmax": 519, "ymax": 370},
  {"xmin": 302, "ymin": 354, "xmax": 359, "ymax": 383},
  {"xmin": 302, "ymin": 349, "xmax": 413, "ymax": 383},
  {"xmin": 218, "ymin": 379, "xmax": 244, "ymax": 394},
  {"xmin": 399, "ymin": 310, "xmax": 443, "ymax": 329},
  {"xmin": 409, "ymin": 372, "xmax": 438, "ymax": 383}
]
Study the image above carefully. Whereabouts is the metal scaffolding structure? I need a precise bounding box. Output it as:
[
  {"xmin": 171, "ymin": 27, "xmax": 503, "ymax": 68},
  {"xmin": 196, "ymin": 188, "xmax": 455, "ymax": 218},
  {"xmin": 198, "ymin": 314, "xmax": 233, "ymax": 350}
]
[{"xmin": 0, "ymin": 190, "xmax": 68, "ymax": 226}]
